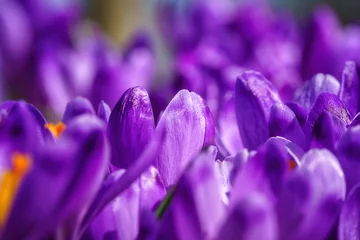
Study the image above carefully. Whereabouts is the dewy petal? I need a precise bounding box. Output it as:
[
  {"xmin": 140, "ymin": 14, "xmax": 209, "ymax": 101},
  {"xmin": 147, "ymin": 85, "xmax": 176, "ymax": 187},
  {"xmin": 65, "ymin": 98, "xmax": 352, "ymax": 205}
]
[
  {"xmin": 295, "ymin": 73, "xmax": 340, "ymax": 110},
  {"xmin": 158, "ymin": 147, "xmax": 225, "ymax": 240},
  {"xmin": 338, "ymin": 184, "xmax": 360, "ymax": 240},
  {"xmin": 235, "ymin": 71, "xmax": 281, "ymax": 150},
  {"xmin": 339, "ymin": 61, "xmax": 360, "ymax": 117},
  {"xmin": 231, "ymin": 138, "xmax": 290, "ymax": 206},
  {"xmin": 62, "ymin": 97, "xmax": 95, "ymax": 124},
  {"xmin": 81, "ymin": 127, "xmax": 165, "ymax": 230},
  {"xmin": 108, "ymin": 87, "xmax": 155, "ymax": 169},
  {"xmin": 269, "ymin": 102, "xmax": 306, "ymax": 150},
  {"xmin": 97, "ymin": 100, "xmax": 111, "ymax": 123},
  {"xmin": 337, "ymin": 125, "xmax": 360, "ymax": 193},
  {"xmin": 156, "ymin": 89, "xmax": 214, "ymax": 187},
  {"xmin": 216, "ymin": 193, "xmax": 278, "ymax": 240}
]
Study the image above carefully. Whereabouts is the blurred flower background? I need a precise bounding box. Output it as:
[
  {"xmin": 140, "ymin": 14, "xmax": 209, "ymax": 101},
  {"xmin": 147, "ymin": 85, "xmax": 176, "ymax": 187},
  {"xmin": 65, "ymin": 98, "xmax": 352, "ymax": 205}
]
[{"xmin": 1, "ymin": 0, "xmax": 360, "ymax": 117}]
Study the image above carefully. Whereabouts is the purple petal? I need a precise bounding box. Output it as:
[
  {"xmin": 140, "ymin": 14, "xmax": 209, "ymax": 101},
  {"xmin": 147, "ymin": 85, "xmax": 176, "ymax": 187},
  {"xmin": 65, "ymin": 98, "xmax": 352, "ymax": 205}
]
[
  {"xmin": 81, "ymin": 127, "xmax": 165, "ymax": 230},
  {"xmin": 338, "ymin": 184, "xmax": 360, "ymax": 240},
  {"xmin": 300, "ymin": 149, "xmax": 345, "ymax": 199},
  {"xmin": 269, "ymin": 102, "xmax": 306, "ymax": 150},
  {"xmin": 286, "ymin": 102, "xmax": 308, "ymax": 127},
  {"xmin": 295, "ymin": 73, "xmax": 340, "ymax": 110},
  {"xmin": 62, "ymin": 97, "xmax": 95, "ymax": 124},
  {"xmin": 229, "ymin": 149, "xmax": 251, "ymax": 185},
  {"xmin": 82, "ymin": 170, "xmax": 140, "ymax": 240},
  {"xmin": 339, "ymin": 61, "xmax": 360, "ymax": 117},
  {"xmin": 1, "ymin": 139, "xmax": 79, "ymax": 239},
  {"xmin": 231, "ymin": 138, "xmax": 290, "ymax": 205},
  {"xmin": 277, "ymin": 149, "xmax": 345, "ymax": 240},
  {"xmin": 140, "ymin": 166, "xmax": 166, "ymax": 210},
  {"xmin": 235, "ymin": 71, "xmax": 281, "ymax": 150},
  {"xmin": 0, "ymin": 101, "xmax": 53, "ymax": 144},
  {"xmin": 110, "ymin": 179, "xmax": 141, "ymax": 240},
  {"xmin": 310, "ymin": 111, "xmax": 347, "ymax": 151},
  {"xmin": 276, "ymin": 170, "xmax": 313, "ymax": 240},
  {"xmin": 216, "ymin": 193, "xmax": 277, "ymax": 240},
  {"xmin": 97, "ymin": 100, "xmax": 111, "ymax": 123},
  {"xmin": 137, "ymin": 209, "xmax": 158, "ymax": 240},
  {"xmin": 267, "ymin": 137, "xmax": 304, "ymax": 165},
  {"xmin": 217, "ymin": 93, "xmax": 243, "ymax": 155},
  {"xmin": 337, "ymin": 125, "xmax": 360, "ymax": 193},
  {"xmin": 0, "ymin": 102, "xmax": 46, "ymax": 152},
  {"xmin": 158, "ymin": 147, "xmax": 225, "ymax": 239},
  {"xmin": 108, "ymin": 87, "xmax": 155, "ymax": 169},
  {"xmin": 156, "ymin": 89, "xmax": 214, "ymax": 187},
  {"xmin": 306, "ymin": 93, "xmax": 350, "ymax": 132}
]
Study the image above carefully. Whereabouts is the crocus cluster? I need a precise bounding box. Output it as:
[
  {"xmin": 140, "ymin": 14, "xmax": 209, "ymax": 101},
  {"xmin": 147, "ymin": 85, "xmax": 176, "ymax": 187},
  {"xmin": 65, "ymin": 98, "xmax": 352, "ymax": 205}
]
[{"xmin": 1, "ymin": 0, "xmax": 360, "ymax": 240}]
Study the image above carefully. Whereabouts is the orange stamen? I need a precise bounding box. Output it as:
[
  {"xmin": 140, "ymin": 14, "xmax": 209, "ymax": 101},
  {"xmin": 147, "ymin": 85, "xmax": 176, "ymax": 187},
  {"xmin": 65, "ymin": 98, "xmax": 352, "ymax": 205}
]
[
  {"xmin": 45, "ymin": 122, "xmax": 66, "ymax": 138},
  {"xmin": 0, "ymin": 153, "xmax": 31, "ymax": 226}
]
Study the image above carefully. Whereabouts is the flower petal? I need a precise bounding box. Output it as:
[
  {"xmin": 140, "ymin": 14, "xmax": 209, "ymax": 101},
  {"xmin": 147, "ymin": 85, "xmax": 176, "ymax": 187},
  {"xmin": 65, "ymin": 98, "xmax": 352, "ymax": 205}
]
[
  {"xmin": 286, "ymin": 102, "xmax": 308, "ymax": 127},
  {"xmin": 97, "ymin": 100, "xmax": 111, "ymax": 123},
  {"xmin": 2, "ymin": 115, "xmax": 109, "ymax": 239},
  {"xmin": 339, "ymin": 61, "xmax": 360, "ymax": 117},
  {"xmin": 108, "ymin": 87, "xmax": 155, "ymax": 169},
  {"xmin": 81, "ymin": 127, "xmax": 165, "ymax": 230},
  {"xmin": 310, "ymin": 111, "xmax": 347, "ymax": 151},
  {"xmin": 156, "ymin": 89, "xmax": 214, "ymax": 187},
  {"xmin": 217, "ymin": 93, "xmax": 242, "ymax": 155},
  {"xmin": 140, "ymin": 166, "xmax": 166, "ymax": 210},
  {"xmin": 83, "ymin": 174, "xmax": 140, "ymax": 240},
  {"xmin": 305, "ymin": 93, "xmax": 350, "ymax": 137},
  {"xmin": 337, "ymin": 125, "xmax": 360, "ymax": 193},
  {"xmin": 216, "ymin": 193, "xmax": 277, "ymax": 240},
  {"xmin": 158, "ymin": 147, "xmax": 225, "ymax": 240},
  {"xmin": 0, "ymin": 102, "xmax": 48, "ymax": 152},
  {"xmin": 295, "ymin": 73, "xmax": 340, "ymax": 110},
  {"xmin": 235, "ymin": 71, "xmax": 280, "ymax": 150},
  {"xmin": 231, "ymin": 138, "xmax": 290, "ymax": 205},
  {"xmin": 269, "ymin": 102, "xmax": 306, "ymax": 149},
  {"xmin": 277, "ymin": 149, "xmax": 345, "ymax": 240},
  {"xmin": 62, "ymin": 97, "xmax": 95, "ymax": 124},
  {"xmin": 338, "ymin": 184, "xmax": 360, "ymax": 240}
]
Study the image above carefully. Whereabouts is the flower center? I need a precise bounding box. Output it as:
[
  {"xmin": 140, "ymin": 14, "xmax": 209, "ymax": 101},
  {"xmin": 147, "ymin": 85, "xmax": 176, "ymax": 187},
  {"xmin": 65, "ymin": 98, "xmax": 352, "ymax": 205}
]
[
  {"xmin": 45, "ymin": 122, "xmax": 66, "ymax": 138},
  {"xmin": 0, "ymin": 153, "xmax": 31, "ymax": 226}
]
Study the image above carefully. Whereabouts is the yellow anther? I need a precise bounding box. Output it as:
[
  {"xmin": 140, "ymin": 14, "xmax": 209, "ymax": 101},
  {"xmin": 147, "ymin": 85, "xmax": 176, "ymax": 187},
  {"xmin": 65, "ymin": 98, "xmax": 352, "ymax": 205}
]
[
  {"xmin": 0, "ymin": 153, "xmax": 31, "ymax": 226},
  {"xmin": 45, "ymin": 122, "xmax": 66, "ymax": 138}
]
